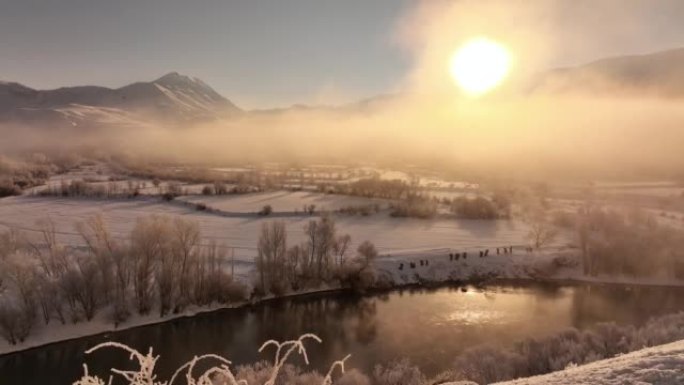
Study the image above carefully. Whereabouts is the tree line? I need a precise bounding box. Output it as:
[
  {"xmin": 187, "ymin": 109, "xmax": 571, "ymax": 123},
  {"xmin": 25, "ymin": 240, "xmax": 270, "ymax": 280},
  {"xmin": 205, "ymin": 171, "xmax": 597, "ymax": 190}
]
[{"xmin": 0, "ymin": 215, "xmax": 246, "ymax": 345}]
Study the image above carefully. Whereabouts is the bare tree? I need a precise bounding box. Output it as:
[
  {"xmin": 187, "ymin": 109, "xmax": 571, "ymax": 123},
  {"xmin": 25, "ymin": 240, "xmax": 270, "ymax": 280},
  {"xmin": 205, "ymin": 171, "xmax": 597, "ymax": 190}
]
[
  {"xmin": 130, "ymin": 216, "xmax": 169, "ymax": 315},
  {"xmin": 334, "ymin": 234, "xmax": 352, "ymax": 267},
  {"xmin": 356, "ymin": 241, "xmax": 378, "ymax": 270},
  {"xmin": 70, "ymin": 255, "xmax": 102, "ymax": 321},
  {"xmin": 171, "ymin": 218, "xmax": 200, "ymax": 312},
  {"xmin": 34, "ymin": 273, "xmax": 61, "ymax": 325},
  {"xmin": 303, "ymin": 215, "xmax": 337, "ymax": 281},
  {"xmin": 0, "ymin": 228, "xmax": 22, "ymax": 260},
  {"xmin": 524, "ymin": 205, "xmax": 558, "ymax": 250},
  {"xmin": 3, "ymin": 259, "xmax": 37, "ymax": 336},
  {"xmin": 76, "ymin": 215, "xmax": 116, "ymax": 302},
  {"xmin": 257, "ymin": 221, "xmax": 287, "ymax": 294},
  {"xmin": 338, "ymin": 240, "xmax": 378, "ymax": 290},
  {"xmin": 286, "ymin": 244, "xmax": 304, "ymax": 290},
  {"xmin": 31, "ymin": 218, "xmax": 69, "ymax": 278},
  {"xmin": 0, "ymin": 299, "xmax": 33, "ymax": 345}
]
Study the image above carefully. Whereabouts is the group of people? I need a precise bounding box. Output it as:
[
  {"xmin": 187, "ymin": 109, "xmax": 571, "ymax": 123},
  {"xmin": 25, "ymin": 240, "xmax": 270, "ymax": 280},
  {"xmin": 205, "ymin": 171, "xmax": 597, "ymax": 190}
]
[
  {"xmin": 397, "ymin": 245, "xmax": 518, "ymax": 271},
  {"xmin": 398, "ymin": 259, "xmax": 430, "ymax": 270}
]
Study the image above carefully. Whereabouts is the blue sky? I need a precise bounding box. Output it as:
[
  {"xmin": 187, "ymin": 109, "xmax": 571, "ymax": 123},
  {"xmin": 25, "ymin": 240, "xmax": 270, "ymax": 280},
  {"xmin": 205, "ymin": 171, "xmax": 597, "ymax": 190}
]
[
  {"xmin": 0, "ymin": 0, "xmax": 412, "ymax": 108},
  {"xmin": 2, "ymin": 0, "xmax": 684, "ymax": 108}
]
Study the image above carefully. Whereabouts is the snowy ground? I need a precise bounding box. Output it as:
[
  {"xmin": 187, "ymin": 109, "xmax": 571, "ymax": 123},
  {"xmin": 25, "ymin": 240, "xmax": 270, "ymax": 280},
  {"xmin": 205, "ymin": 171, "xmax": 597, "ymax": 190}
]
[
  {"xmin": 26, "ymin": 168, "xmax": 210, "ymax": 196},
  {"xmin": 178, "ymin": 190, "xmax": 390, "ymax": 214},
  {"xmin": 496, "ymin": 339, "xmax": 684, "ymax": 385},
  {"xmin": 0, "ymin": 195, "xmax": 541, "ymax": 260}
]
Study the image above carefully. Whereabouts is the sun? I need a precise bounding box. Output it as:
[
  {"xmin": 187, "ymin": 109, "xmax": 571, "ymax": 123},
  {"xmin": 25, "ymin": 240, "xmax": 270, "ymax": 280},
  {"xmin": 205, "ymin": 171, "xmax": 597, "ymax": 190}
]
[{"xmin": 450, "ymin": 37, "xmax": 512, "ymax": 96}]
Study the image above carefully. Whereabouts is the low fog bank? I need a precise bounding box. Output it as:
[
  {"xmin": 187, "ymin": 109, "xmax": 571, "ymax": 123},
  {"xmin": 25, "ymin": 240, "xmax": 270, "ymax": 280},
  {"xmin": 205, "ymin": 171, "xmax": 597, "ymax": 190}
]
[
  {"xmin": 3, "ymin": 0, "xmax": 684, "ymax": 181},
  {"xmin": 2, "ymin": 93, "xmax": 684, "ymax": 181}
]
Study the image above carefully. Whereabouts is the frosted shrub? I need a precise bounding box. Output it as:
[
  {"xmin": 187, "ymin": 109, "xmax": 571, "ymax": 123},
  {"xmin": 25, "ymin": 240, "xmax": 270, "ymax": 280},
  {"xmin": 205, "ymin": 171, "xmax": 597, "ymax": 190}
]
[
  {"xmin": 0, "ymin": 299, "xmax": 33, "ymax": 345},
  {"xmin": 577, "ymin": 206, "xmax": 684, "ymax": 277},
  {"xmin": 0, "ymin": 179, "xmax": 22, "ymax": 197},
  {"xmin": 631, "ymin": 312, "xmax": 684, "ymax": 348},
  {"xmin": 333, "ymin": 370, "xmax": 371, "ymax": 385},
  {"xmin": 450, "ymin": 196, "xmax": 499, "ymax": 220},
  {"xmin": 440, "ymin": 312, "xmax": 684, "ymax": 384},
  {"xmin": 74, "ymin": 334, "xmax": 352, "ymax": 385},
  {"xmin": 373, "ymin": 359, "xmax": 426, "ymax": 385},
  {"xmin": 451, "ymin": 346, "xmax": 525, "ymax": 384},
  {"xmin": 390, "ymin": 195, "xmax": 437, "ymax": 219}
]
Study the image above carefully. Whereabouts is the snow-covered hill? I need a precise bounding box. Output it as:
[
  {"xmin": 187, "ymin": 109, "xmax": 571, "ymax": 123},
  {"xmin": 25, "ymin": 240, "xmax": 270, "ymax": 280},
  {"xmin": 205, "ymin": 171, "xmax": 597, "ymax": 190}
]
[
  {"xmin": 0, "ymin": 72, "xmax": 242, "ymax": 127},
  {"xmin": 495, "ymin": 339, "xmax": 684, "ymax": 385}
]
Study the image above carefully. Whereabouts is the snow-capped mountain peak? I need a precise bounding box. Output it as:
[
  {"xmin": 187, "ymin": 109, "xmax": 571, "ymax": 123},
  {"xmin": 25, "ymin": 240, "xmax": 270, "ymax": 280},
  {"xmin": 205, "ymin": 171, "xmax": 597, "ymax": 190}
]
[{"xmin": 0, "ymin": 72, "xmax": 242, "ymax": 128}]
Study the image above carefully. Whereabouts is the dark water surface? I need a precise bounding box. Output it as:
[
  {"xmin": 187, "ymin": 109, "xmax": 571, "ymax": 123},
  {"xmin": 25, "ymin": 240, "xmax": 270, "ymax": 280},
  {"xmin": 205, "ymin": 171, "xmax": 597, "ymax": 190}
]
[{"xmin": 2, "ymin": 282, "xmax": 684, "ymax": 384}]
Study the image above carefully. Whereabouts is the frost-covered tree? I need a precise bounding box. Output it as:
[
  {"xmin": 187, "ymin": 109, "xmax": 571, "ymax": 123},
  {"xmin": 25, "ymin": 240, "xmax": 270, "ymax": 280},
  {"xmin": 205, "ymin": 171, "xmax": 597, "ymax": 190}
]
[
  {"xmin": 303, "ymin": 215, "xmax": 337, "ymax": 281},
  {"xmin": 524, "ymin": 204, "xmax": 557, "ymax": 249},
  {"xmin": 171, "ymin": 217, "xmax": 200, "ymax": 312},
  {"xmin": 130, "ymin": 216, "xmax": 169, "ymax": 315},
  {"xmin": 257, "ymin": 221, "xmax": 288, "ymax": 294}
]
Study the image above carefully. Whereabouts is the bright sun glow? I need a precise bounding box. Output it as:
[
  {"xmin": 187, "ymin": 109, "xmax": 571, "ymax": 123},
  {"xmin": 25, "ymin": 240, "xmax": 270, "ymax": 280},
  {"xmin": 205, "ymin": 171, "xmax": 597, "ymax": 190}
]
[{"xmin": 450, "ymin": 37, "xmax": 512, "ymax": 96}]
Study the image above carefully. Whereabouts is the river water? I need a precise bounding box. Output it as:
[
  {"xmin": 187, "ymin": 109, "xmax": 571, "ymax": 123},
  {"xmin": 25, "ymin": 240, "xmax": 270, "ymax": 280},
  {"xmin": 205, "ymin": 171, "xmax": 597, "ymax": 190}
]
[{"xmin": 2, "ymin": 282, "xmax": 684, "ymax": 384}]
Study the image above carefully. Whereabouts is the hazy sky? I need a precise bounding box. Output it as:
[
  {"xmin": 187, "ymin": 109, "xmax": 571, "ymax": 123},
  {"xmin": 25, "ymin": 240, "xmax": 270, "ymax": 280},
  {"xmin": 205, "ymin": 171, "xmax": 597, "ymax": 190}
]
[{"xmin": 2, "ymin": 0, "xmax": 684, "ymax": 108}]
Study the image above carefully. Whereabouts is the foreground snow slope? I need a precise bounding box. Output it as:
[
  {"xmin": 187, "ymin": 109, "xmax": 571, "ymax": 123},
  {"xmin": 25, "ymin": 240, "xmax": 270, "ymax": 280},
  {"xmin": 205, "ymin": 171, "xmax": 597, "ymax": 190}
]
[{"xmin": 496, "ymin": 339, "xmax": 684, "ymax": 385}]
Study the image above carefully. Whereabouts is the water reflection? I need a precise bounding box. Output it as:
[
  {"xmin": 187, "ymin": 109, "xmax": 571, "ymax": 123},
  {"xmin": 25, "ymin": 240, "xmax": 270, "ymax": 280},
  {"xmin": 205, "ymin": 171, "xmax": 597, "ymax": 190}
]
[{"xmin": 2, "ymin": 282, "xmax": 684, "ymax": 384}]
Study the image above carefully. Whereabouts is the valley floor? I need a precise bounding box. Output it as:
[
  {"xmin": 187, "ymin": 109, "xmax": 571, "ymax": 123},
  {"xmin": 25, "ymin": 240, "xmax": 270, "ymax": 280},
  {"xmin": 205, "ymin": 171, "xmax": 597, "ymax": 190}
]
[{"xmin": 3, "ymin": 193, "xmax": 684, "ymax": 384}]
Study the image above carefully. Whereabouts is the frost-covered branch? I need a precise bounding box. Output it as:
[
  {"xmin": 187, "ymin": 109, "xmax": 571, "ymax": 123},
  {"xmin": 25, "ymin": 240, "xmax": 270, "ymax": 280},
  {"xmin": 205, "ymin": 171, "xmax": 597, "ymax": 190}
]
[
  {"xmin": 322, "ymin": 354, "xmax": 351, "ymax": 385},
  {"xmin": 258, "ymin": 333, "xmax": 322, "ymax": 385},
  {"xmin": 74, "ymin": 333, "xmax": 352, "ymax": 385}
]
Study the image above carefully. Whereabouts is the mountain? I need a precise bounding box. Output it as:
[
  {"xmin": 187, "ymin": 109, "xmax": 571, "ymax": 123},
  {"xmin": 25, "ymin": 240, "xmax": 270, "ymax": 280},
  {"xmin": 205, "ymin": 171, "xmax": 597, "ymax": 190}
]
[
  {"xmin": 4, "ymin": 46, "xmax": 684, "ymax": 130},
  {"xmin": 532, "ymin": 47, "xmax": 684, "ymax": 97},
  {"xmin": 0, "ymin": 72, "xmax": 242, "ymax": 128},
  {"xmin": 250, "ymin": 93, "xmax": 402, "ymax": 118}
]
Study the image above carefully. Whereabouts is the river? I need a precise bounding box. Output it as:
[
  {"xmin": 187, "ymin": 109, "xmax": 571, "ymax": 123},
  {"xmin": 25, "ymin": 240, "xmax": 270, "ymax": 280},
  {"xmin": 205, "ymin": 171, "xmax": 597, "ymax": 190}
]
[{"xmin": 2, "ymin": 282, "xmax": 684, "ymax": 384}]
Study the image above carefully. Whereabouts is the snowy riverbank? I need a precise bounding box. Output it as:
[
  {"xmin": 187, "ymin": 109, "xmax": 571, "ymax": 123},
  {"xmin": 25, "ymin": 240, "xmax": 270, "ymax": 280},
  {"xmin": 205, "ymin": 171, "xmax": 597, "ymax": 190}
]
[{"xmin": 2, "ymin": 245, "xmax": 684, "ymax": 357}]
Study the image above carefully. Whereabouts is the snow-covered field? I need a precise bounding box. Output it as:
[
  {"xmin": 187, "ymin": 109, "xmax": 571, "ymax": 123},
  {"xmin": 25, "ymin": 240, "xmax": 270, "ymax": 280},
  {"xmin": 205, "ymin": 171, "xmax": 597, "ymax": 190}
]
[
  {"xmin": 0, "ymin": 195, "xmax": 540, "ymax": 260},
  {"xmin": 27, "ymin": 168, "xmax": 210, "ymax": 196},
  {"xmin": 496, "ymin": 339, "xmax": 684, "ymax": 385},
  {"xmin": 178, "ymin": 190, "xmax": 390, "ymax": 214}
]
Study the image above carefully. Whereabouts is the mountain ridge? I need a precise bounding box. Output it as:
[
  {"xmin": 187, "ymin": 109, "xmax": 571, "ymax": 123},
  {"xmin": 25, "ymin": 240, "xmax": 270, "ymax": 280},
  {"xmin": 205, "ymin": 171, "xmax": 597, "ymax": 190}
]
[
  {"xmin": 0, "ymin": 72, "xmax": 242, "ymax": 128},
  {"xmin": 531, "ymin": 46, "xmax": 684, "ymax": 97},
  {"xmin": 3, "ymin": 46, "xmax": 684, "ymax": 129}
]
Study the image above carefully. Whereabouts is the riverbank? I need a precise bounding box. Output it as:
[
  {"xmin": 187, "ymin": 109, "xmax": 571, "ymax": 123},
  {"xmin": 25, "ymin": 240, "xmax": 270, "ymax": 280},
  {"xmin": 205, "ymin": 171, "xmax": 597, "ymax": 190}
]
[{"xmin": 2, "ymin": 246, "xmax": 684, "ymax": 356}]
